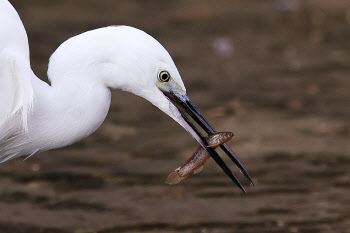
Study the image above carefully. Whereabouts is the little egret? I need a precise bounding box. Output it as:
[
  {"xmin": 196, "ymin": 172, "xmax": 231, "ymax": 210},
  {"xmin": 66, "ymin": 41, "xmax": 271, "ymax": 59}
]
[{"xmin": 0, "ymin": 0, "xmax": 253, "ymax": 192}]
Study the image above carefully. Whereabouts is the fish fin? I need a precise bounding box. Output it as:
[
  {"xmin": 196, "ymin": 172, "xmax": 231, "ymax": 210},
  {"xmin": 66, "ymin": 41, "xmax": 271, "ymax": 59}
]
[
  {"xmin": 207, "ymin": 143, "xmax": 220, "ymax": 148},
  {"xmin": 193, "ymin": 166, "xmax": 204, "ymax": 174},
  {"xmin": 165, "ymin": 168, "xmax": 186, "ymax": 185}
]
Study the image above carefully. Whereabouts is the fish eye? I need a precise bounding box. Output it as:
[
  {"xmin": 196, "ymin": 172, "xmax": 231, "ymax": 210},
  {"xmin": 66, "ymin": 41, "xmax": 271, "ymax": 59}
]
[{"xmin": 159, "ymin": 71, "xmax": 171, "ymax": 83}]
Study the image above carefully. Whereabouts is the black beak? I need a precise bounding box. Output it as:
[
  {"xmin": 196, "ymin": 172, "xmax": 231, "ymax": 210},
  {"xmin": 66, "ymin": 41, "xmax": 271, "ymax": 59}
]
[{"xmin": 162, "ymin": 90, "xmax": 254, "ymax": 193}]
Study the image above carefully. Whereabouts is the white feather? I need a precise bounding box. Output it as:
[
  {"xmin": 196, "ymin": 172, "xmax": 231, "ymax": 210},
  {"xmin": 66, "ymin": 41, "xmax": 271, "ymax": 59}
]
[
  {"xmin": 0, "ymin": 0, "xmax": 196, "ymax": 162},
  {"xmin": 0, "ymin": 0, "xmax": 34, "ymax": 134}
]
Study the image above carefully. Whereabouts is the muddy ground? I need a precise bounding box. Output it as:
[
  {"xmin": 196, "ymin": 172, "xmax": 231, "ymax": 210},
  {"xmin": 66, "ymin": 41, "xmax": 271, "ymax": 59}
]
[{"xmin": 2, "ymin": 0, "xmax": 350, "ymax": 232}]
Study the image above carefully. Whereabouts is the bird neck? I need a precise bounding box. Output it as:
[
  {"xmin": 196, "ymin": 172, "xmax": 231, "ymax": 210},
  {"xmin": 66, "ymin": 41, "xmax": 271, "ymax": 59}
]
[{"xmin": 28, "ymin": 72, "xmax": 111, "ymax": 152}]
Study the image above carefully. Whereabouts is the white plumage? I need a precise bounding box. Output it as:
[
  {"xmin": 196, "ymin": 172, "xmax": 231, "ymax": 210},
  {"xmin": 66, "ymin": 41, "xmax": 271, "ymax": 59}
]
[
  {"xmin": 0, "ymin": 0, "xmax": 198, "ymax": 162},
  {"xmin": 0, "ymin": 0, "xmax": 34, "ymax": 130}
]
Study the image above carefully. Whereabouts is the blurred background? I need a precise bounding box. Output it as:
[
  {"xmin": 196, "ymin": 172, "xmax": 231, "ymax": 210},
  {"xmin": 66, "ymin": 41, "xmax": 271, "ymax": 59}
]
[{"xmin": 2, "ymin": 0, "xmax": 350, "ymax": 232}]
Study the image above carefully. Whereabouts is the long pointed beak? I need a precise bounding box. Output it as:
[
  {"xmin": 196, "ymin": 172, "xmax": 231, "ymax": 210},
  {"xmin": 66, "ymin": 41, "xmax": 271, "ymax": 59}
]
[{"xmin": 161, "ymin": 90, "xmax": 254, "ymax": 193}]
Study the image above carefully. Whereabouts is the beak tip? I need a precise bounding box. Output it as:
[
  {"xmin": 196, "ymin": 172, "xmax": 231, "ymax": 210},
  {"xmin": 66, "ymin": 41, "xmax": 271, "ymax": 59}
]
[{"xmin": 239, "ymin": 185, "xmax": 247, "ymax": 194}]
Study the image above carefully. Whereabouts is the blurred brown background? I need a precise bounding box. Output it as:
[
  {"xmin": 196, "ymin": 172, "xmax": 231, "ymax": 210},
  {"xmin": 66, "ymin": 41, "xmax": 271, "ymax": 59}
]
[{"xmin": 1, "ymin": 0, "xmax": 350, "ymax": 232}]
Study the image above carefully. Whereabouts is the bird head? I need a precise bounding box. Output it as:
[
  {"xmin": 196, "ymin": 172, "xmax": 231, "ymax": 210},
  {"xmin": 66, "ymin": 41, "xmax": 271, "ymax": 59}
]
[{"xmin": 48, "ymin": 26, "xmax": 252, "ymax": 191}]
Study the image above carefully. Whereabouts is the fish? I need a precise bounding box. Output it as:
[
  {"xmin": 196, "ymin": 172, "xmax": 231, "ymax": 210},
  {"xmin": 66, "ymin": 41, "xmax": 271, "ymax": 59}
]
[{"xmin": 165, "ymin": 132, "xmax": 234, "ymax": 185}]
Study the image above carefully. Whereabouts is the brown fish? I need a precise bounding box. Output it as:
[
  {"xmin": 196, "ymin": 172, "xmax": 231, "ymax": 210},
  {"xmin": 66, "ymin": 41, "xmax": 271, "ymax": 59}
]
[{"xmin": 165, "ymin": 132, "xmax": 234, "ymax": 185}]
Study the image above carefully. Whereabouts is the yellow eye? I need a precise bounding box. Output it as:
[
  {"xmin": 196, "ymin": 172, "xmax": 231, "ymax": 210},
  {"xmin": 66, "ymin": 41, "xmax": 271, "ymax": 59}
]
[{"xmin": 159, "ymin": 71, "xmax": 171, "ymax": 82}]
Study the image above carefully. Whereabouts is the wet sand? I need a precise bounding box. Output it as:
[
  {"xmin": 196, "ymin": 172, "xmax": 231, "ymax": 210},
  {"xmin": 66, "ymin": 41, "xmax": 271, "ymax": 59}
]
[{"xmin": 2, "ymin": 0, "xmax": 350, "ymax": 232}]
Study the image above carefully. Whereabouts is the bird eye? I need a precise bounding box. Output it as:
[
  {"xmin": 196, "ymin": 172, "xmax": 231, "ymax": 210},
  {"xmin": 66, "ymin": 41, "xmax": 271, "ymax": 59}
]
[{"xmin": 159, "ymin": 71, "xmax": 171, "ymax": 83}]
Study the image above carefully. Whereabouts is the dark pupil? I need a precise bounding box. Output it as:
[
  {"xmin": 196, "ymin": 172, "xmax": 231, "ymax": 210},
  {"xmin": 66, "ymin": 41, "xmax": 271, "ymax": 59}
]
[{"xmin": 161, "ymin": 73, "xmax": 169, "ymax": 81}]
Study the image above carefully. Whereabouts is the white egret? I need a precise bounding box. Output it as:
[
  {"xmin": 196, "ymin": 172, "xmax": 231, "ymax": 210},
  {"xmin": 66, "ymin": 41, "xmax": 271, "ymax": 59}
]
[{"xmin": 0, "ymin": 0, "xmax": 253, "ymax": 192}]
